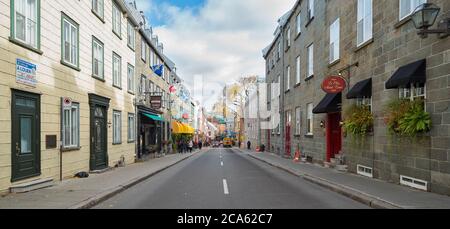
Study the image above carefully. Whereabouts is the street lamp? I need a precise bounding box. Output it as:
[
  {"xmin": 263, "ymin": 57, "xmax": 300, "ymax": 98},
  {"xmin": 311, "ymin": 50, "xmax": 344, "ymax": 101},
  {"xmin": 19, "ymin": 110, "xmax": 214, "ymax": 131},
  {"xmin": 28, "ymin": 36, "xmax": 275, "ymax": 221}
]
[{"xmin": 411, "ymin": 3, "xmax": 449, "ymax": 39}]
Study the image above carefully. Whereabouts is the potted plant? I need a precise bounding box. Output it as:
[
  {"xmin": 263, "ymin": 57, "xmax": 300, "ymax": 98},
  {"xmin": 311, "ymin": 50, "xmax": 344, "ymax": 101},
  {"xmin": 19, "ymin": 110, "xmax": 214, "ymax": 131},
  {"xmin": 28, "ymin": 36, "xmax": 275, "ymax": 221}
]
[
  {"xmin": 342, "ymin": 104, "xmax": 374, "ymax": 137},
  {"xmin": 384, "ymin": 99, "xmax": 431, "ymax": 136}
]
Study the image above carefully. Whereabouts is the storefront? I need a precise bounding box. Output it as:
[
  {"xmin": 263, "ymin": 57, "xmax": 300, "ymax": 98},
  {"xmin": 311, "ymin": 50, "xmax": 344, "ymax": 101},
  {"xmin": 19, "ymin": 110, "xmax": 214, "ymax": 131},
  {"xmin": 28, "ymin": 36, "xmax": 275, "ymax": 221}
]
[{"xmin": 137, "ymin": 106, "xmax": 164, "ymax": 159}]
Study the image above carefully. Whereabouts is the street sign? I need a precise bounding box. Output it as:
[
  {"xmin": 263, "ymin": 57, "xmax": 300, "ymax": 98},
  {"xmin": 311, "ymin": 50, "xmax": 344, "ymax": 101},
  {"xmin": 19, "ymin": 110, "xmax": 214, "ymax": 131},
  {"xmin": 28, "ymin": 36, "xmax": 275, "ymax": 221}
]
[
  {"xmin": 321, "ymin": 76, "xmax": 346, "ymax": 94},
  {"xmin": 150, "ymin": 96, "xmax": 162, "ymax": 109},
  {"xmin": 16, "ymin": 58, "xmax": 37, "ymax": 87},
  {"xmin": 62, "ymin": 97, "xmax": 72, "ymax": 109}
]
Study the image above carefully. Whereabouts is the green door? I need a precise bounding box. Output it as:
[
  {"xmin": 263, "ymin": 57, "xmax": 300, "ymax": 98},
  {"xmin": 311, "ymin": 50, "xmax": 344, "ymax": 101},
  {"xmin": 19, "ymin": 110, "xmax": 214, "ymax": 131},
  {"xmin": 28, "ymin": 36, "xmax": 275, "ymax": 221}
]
[
  {"xmin": 11, "ymin": 90, "xmax": 41, "ymax": 182},
  {"xmin": 91, "ymin": 105, "xmax": 108, "ymax": 171}
]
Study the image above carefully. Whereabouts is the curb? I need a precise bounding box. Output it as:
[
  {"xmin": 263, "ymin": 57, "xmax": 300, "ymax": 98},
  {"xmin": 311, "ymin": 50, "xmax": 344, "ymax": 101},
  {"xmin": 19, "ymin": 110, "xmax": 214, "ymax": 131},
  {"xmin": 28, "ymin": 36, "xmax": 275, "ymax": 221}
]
[
  {"xmin": 68, "ymin": 150, "xmax": 203, "ymax": 209},
  {"xmin": 237, "ymin": 149, "xmax": 402, "ymax": 209}
]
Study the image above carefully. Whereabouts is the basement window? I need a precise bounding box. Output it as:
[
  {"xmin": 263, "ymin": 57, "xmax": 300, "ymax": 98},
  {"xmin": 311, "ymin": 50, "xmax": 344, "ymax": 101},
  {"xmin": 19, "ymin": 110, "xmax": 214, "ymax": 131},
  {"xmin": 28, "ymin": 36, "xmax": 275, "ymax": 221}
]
[
  {"xmin": 400, "ymin": 175, "xmax": 428, "ymax": 191},
  {"xmin": 357, "ymin": 165, "xmax": 373, "ymax": 178}
]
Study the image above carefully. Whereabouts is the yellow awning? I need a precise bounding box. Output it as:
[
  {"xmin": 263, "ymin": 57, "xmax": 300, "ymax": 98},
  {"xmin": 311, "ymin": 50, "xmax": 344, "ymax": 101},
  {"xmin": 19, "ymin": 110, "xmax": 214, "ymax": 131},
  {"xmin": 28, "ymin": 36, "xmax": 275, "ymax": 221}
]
[{"xmin": 172, "ymin": 121, "xmax": 195, "ymax": 134}]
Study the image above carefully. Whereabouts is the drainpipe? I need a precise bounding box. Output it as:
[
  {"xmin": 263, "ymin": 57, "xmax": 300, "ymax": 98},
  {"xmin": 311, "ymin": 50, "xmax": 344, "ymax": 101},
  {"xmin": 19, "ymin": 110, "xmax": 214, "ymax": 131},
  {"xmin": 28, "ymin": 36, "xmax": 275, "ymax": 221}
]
[{"xmin": 280, "ymin": 24, "xmax": 286, "ymax": 158}]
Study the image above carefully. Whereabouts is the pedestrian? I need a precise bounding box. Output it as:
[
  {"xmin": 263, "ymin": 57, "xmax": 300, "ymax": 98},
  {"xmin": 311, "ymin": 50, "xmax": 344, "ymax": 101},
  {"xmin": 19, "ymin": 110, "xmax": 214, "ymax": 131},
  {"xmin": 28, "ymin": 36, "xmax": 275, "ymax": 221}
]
[
  {"xmin": 182, "ymin": 140, "xmax": 187, "ymax": 153},
  {"xmin": 199, "ymin": 140, "xmax": 203, "ymax": 150},
  {"xmin": 247, "ymin": 141, "xmax": 251, "ymax": 150},
  {"xmin": 178, "ymin": 140, "xmax": 182, "ymax": 154},
  {"xmin": 188, "ymin": 140, "xmax": 194, "ymax": 153}
]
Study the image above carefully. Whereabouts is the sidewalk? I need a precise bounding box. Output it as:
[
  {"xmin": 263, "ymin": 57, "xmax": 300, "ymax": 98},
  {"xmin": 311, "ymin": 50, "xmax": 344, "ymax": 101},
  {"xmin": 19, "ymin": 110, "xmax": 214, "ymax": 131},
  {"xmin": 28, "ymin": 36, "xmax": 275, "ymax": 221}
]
[
  {"xmin": 238, "ymin": 149, "xmax": 450, "ymax": 209},
  {"xmin": 0, "ymin": 150, "xmax": 204, "ymax": 209}
]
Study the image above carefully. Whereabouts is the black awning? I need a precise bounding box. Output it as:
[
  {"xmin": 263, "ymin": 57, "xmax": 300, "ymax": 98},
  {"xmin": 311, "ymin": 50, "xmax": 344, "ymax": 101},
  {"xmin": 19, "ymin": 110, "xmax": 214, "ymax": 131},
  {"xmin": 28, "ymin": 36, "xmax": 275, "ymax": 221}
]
[
  {"xmin": 385, "ymin": 59, "xmax": 426, "ymax": 89},
  {"xmin": 347, "ymin": 78, "xmax": 372, "ymax": 99},
  {"xmin": 313, "ymin": 93, "xmax": 342, "ymax": 114}
]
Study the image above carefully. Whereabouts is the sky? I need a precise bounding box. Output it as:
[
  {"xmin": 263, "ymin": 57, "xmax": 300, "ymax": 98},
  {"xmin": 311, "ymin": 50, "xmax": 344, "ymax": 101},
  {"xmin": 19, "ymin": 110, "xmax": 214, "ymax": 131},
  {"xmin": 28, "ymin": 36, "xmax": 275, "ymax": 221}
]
[{"xmin": 132, "ymin": 0, "xmax": 295, "ymax": 109}]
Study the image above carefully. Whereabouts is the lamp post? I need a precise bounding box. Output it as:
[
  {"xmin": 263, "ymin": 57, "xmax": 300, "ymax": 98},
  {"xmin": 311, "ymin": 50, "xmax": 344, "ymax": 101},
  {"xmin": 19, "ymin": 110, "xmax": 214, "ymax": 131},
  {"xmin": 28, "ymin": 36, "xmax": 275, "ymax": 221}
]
[{"xmin": 411, "ymin": 3, "xmax": 449, "ymax": 39}]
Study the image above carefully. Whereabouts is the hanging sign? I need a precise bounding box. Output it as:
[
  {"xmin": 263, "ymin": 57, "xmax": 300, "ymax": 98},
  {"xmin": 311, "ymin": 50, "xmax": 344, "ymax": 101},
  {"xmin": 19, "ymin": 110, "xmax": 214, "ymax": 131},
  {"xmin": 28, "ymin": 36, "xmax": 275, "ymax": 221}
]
[
  {"xmin": 150, "ymin": 96, "xmax": 162, "ymax": 109},
  {"xmin": 321, "ymin": 76, "xmax": 346, "ymax": 94},
  {"xmin": 62, "ymin": 97, "xmax": 73, "ymax": 109}
]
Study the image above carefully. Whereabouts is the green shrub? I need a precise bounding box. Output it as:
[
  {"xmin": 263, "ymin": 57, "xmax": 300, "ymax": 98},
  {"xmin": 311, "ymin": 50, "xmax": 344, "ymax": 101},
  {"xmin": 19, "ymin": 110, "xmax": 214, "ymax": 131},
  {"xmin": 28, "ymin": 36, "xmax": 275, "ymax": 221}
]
[
  {"xmin": 343, "ymin": 104, "xmax": 374, "ymax": 137},
  {"xmin": 384, "ymin": 99, "xmax": 431, "ymax": 136}
]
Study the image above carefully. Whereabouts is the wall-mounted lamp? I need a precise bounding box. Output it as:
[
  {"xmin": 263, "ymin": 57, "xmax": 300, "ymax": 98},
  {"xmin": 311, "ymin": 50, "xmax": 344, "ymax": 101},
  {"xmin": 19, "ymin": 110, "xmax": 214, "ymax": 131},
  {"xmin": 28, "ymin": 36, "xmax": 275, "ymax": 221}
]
[
  {"xmin": 412, "ymin": 3, "xmax": 450, "ymax": 39},
  {"xmin": 320, "ymin": 121, "xmax": 325, "ymax": 128}
]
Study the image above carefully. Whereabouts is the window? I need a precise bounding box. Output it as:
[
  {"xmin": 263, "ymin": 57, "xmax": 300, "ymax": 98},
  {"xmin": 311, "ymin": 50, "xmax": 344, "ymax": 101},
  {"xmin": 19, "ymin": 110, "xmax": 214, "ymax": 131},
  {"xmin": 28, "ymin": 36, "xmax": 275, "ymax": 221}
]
[
  {"xmin": 127, "ymin": 64, "xmax": 135, "ymax": 93},
  {"xmin": 286, "ymin": 66, "xmax": 290, "ymax": 91},
  {"xmin": 307, "ymin": 103, "xmax": 313, "ymax": 135},
  {"xmin": 357, "ymin": 97, "xmax": 372, "ymax": 111},
  {"xmin": 127, "ymin": 20, "xmax": 135, "ymax": 50},
  {"xmin": 61, "ymin": 13, "xmax": 79, "ymax": 69},
  {"xmin": 286, "ymin": 111, "xmax": 292, "ymax": 127},
  {"xmin": 113, "ymin": 53, "xmax": 122, "ymax": 88},
  {"xmin": 307, "ymin": 44, "xmax": 314, "ymax": 77},
  {"xmin": 92, "ymin": 37, "xmax": 104, "ymax": 79},
  {"xmin": 112, "ymin": 2, "xmax": 121, "ymax": 38},
  {"xmin": 357, "ymin": 0, "xmax": 373, "ymax": 46},
  {"xmin": 113, "ymin": 111, "xmax": 122, "ymax": 144},
  {"xmin": 399, "ymin": 83, "xmax": 426, "ymax": 103},
  {"xmin": 278, "ymin": 75, "xmax": 281, "ymax": 97},
  {"xmin": 308, "ymin": 0, "xmax": 315, "ymax": 20},
  {"xmin": 92, "ymin": 0, "xmax": 104, "ymax": 20},
  {"xmin": 62, "ymin": 102, "xmax": 79, "ymax": 148},
  {"xmin": 128, "ymin": 113, "xmax": 135, "ymax": 142},
  {"xmin": 140, "ymin": 75, "xmax": 146, "ymax": 95},
  {"xmin": 296, "ymin": 13, "xmax": 301, "ymax": 35},
  {"xmin": 277, "ymin": 43, "xmax": 281, "ymax": 60},
  {"xmin": 296, "ymin": 56, "xmax": 301, "ymax": 84},
  {"xmin": 329, "ymin": 18, "xmax": 340, "ymax": 63},
  {"xmin": 12, "ymin": 0, "xmax": 40, "ymax": 50},
  {"xmin": 141, "ymin": 39, "xmax": 146, "ymax": 61},
  {"xmin": 295, "ymin": 107, "xmax": 301, "ymax": 135},
  {"xmin": 286, "ymin": 28, "xmax": 291, "ymax": 48},
  {"xmin": 400, "ymin": 0, "xmax": 426, "ymax": 21}
]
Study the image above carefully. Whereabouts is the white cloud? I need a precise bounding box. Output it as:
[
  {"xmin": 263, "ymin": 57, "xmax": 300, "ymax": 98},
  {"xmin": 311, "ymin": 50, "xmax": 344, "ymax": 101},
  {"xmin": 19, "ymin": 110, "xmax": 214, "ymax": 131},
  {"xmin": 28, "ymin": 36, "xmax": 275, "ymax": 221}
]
[{"xmin": 139, "ymin": 0, "xmax": 295, "ymax": 109}]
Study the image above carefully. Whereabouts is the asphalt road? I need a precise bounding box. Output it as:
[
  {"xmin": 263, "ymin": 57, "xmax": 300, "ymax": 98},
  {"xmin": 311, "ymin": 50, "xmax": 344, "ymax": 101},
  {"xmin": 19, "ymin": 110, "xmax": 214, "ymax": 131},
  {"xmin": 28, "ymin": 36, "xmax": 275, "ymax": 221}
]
[{"xmin": 94, "ymin": 148, "xmax": 369, "ymax": 209}]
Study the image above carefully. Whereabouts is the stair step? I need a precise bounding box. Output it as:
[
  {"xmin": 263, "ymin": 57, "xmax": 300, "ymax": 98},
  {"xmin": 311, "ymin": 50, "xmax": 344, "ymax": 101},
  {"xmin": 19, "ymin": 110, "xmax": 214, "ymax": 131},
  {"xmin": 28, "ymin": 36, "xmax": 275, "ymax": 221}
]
[
  {"xmin": 10, "ymin": 178, "xmax": 54, "ymax": 193},
  {"xmin": 90, "ymin": 167, "xmax": 113, "ymax": 174}
]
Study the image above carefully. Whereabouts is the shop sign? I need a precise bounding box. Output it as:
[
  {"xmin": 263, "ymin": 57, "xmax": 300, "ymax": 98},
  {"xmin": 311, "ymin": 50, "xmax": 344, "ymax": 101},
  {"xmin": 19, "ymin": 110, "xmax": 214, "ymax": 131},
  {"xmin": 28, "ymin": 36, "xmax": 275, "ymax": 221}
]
[
  {"xmin": 16, "ymin": 59, "xmax": 37, "ymax": 87},
  {"xmin": 321, "ymin": 76, "xmax": 346, "ymax": 94},
  {"xmin": 150, "ymin": 96, "xmax": 162, "ymax": 109}
]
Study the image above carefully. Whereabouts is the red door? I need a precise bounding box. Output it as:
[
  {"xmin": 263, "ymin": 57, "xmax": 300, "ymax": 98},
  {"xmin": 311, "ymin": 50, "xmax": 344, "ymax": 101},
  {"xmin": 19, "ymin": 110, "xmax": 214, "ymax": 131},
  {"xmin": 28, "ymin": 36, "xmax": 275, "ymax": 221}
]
[
  {"xmin": 285, "ymin": 125, "xmax": 291, "ymax": 157},
  {"xmin": 326, "ymin": 113, "xmax": 342, "ymax": 162}
]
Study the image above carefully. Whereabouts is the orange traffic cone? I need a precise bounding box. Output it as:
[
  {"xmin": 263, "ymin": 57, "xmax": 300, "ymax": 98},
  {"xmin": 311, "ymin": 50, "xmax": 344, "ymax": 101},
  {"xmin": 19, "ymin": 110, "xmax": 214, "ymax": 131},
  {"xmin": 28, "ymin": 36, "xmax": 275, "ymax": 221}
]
[{"xmin": 293, "ymin": 149, "xmax": 301, "ymax": 163}]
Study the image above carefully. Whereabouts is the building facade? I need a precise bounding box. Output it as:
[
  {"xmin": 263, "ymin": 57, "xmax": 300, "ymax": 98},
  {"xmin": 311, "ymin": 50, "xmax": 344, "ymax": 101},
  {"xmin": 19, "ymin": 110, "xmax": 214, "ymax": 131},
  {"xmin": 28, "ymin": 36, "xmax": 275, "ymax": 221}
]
[
  {"xmin": 263, "ymin": 0, "xmax": 450, "ymax": 195},
  {"xmin": 0, "ymin": 0, "xmax": 140, "ymax": 192}
]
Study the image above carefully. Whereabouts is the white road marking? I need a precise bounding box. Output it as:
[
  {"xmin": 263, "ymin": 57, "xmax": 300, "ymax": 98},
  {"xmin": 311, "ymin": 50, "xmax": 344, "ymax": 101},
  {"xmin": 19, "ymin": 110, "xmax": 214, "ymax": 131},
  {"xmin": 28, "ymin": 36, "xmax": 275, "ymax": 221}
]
[
  {"xmin": 221, "ymin": 161, "xmax": 224, "ymax": 166},
  {"xmin": 223, "ymin": 179, "xmax": 229, "ymax": 195}
]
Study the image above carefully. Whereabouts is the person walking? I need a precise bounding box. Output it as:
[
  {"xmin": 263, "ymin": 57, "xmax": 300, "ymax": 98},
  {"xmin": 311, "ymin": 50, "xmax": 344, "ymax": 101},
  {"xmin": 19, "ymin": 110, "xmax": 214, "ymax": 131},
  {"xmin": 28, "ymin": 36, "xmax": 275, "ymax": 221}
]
[
  {"xmin": 199, "ymin": 140, "xmax": 203, "ymax": 150},
  {"xmin": 188, "ymin": 140, "xmax": 194, "ymax": 153},
  {"xmin": 247, "ymin": 141, "xmax": 251, "ymax": 150}
]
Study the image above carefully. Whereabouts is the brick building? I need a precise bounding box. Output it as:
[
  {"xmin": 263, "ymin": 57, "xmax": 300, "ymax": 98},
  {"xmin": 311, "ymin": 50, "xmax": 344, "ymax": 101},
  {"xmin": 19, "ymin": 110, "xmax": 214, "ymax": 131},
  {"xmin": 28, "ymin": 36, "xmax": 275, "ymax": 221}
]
[{"xmin": 263, "ymin": 0, "xmax": 450, "ymax": 195}]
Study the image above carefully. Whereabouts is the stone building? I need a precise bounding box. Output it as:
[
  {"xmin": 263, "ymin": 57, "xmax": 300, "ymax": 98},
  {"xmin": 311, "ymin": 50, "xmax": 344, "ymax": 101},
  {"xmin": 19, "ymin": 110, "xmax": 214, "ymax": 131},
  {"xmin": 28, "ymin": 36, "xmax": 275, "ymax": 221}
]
[
  {"xmin": 263, "ymin": 0, "xmax": 450, "ymax": 195},
  {"xmin": 0, "ymin": 0, "xmax": 139, "ymax": 192}
]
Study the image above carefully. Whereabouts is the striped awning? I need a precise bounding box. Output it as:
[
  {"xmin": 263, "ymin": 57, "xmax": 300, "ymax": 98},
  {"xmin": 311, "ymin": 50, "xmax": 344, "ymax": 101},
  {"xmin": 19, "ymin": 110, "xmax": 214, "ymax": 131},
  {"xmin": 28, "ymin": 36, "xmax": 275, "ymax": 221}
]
[{"xmin": 171, "ymin": 121, "xmax": 195, "ymax": 134}]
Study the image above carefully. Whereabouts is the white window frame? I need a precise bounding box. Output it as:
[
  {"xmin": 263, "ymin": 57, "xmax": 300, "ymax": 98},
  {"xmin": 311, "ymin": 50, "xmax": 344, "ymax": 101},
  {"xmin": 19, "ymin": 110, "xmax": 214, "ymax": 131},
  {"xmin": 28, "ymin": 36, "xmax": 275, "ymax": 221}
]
[
  {"xmin": 141, "ymin": 39, "xmax": 146, "ymax": 61},
  {"xmin": 62, "ymin": 102, "xmax": 80, "ymax": 148},
  {"xmin": 113, "ymin": 52, "xmax": 122, "ymax": 88},
  {"xmin": 357, "ymin": 0, "xmax": 373, "ymax": 47},
  {"xmin": 113, "ymin": 110, "xmax": 122, "ymax": 144},
  {"xmin": 329, "ymin": 18, "xmax": 340, "ymax": 63},
  {"xmin": 296, "ymin": 56, "xmax": 301, "ymax": 84},
  {"xmin": 399, "ymin": 83, "xmax": 426, "ymax": 106},
  {"xmin": 286, "ymin": 66, "xmax": 291, "ymax": 91},
  {"xmin": 127, "ymin": 64, "xmax": 135, "ymax": 94},
  {"xmin": 307, "ymin": 103, "xmax": 314, "ymax": 135},
  {"xmin": 307, "ymin": 44, "xmax": 314, "ymax": 77},
  {"xmin": 13, "ymin": 0, "xmax": 39, "ymax": 48},
  {"xmin": 277, "ymin": 42, "xmax": 281, "ymax": 60},
  {"xmin": 308, "ymin": 0, "xmax": 315, "ymax": 20},
  {"xmin": 92, "ymin": 0, "xmax": 104, "ymax": 19},
  {"xmin": 399, "ymin": 0, "xmax": 426, "ymax": 21},
  {"xmin": 62, "ymin": 15, "xmax": 79, "ymax": 68},
  {"xmin": 128, "ymin": 113, "xmax": 135, "ymax": 142},
  {"xmin": 286, "ymin": 28, "xmax": 291, "ymax": 48},
  {"xmin": 112, "ymin": 2, "xmax": 121, "ymax": 37},
  {"xmin": 357, "ymin": 97, "xmax": 373, "ymax": 112},
  {"xmin": 295, "ymin": 107, "xmax": 301, "ymax": 135},
  {"xmin": 296, "ymin": 13, "xmax": 302, "ymax": 35},
  {"xmin": 92, "ymin": 37, "xmax": 104, "ymax": 79},
  {"xmin": 127, "ymin": 20, "xmax": 135, "ymax": 50}
]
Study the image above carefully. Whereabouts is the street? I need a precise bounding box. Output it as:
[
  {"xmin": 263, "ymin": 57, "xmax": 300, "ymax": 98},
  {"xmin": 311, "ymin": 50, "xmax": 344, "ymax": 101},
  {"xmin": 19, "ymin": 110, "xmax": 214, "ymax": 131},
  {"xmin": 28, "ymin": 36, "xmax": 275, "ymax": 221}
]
[{"xmin": 94, "ymin": 149, "xmax": 369, "ymax": 209}]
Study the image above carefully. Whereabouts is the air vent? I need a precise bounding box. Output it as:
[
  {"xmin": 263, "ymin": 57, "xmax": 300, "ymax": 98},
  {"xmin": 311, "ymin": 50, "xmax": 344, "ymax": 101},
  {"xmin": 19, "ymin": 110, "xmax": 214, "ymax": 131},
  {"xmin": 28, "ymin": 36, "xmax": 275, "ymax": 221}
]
[
  {"xmin": 400, "ymin": 175, "xmax": 428, "ymax": 191},
  {"xmin": 357, "ymin": 165, "xmax": 373, "ymax": 178}
]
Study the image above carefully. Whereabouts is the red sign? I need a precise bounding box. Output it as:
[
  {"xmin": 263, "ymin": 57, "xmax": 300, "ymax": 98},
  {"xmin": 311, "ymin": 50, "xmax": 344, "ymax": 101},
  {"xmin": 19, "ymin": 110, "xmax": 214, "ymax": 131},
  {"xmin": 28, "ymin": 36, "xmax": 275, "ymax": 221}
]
[
  {"xmin": 182, "ymin": 113, "xmax": 189, "ymax": 119},
  {"xmin": 169, "ymin": 85, "xmax": 177, "ymax": 93},
  {"xmin": 321, "ymin": 76, "xmax": 346, "ymax": 94}
]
